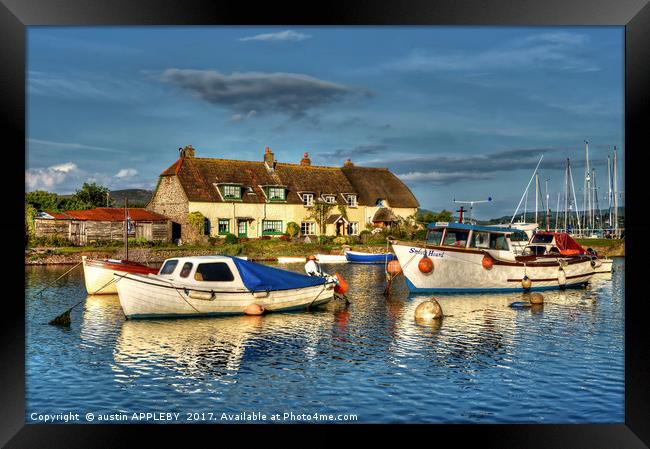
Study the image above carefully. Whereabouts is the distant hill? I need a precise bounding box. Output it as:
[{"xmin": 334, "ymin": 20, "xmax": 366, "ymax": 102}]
[{"xmin": 109, "ymin": 189, "xmax": 153, "ymax": 207}]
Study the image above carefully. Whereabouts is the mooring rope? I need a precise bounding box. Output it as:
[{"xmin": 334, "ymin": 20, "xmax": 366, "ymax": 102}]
[{"xmin": 36, "ymin": 261, "xmax": 82, "ymax": 296}]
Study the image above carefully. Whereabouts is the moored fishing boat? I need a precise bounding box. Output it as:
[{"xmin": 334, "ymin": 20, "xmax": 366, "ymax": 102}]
[
  {"xmin": 344, "ymin": 250, "xmax": 395, "ymax": 264},
  {"xmin": 391, "ymin": 222, "xmax": 596, "ymax": 293},
  {"xmin": 114, "ymin": 255, "xmax": 338, "ymax": 318}
]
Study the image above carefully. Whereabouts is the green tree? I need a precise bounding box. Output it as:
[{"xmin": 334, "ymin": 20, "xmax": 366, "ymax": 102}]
[
  {"xmin": 25, "ymin": 190, "xmax": 64, "ymax": 212},
  {"xmin": 304, "ymin": 201, "xmax": 336, "ymax": 236},
  {"xmin": 25, "ymin": 203, "xmax": 37, "ymax": 246},
  {"xmin": 74, "ymin": 182, "xmax": 113, "ymax": 208},
  {"xmin": 286, "ymin": 222, "xmax": 300, "ymax": 238}
]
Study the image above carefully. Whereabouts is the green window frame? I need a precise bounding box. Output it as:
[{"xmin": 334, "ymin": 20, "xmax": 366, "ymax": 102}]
[
  {"xmin": 262, "ymin": 220, "xmax": 283, "ymax": 235},
  {"xmin": 222, "ymin": 185, "xmax": 241, "ymax": 199},
  {"xmin": 268, "ymin": 187, "xmax": 286, "ymax": 201},
  {"xmin": 218, "ymin": 218, "xmax": 230, "ymax": 235}
]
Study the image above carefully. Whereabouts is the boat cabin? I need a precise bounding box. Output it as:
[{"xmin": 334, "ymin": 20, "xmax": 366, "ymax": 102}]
[
  {"xmin": 521, "ymin": 232, "xmax": 586, "ymax": 257},
  {"xmin": 425, "ymin": 222, "xmax": 527, "ymax": 259},
  {"xmin": 156, "ymin": 256, "xmax": 245, "ymax": 287}
]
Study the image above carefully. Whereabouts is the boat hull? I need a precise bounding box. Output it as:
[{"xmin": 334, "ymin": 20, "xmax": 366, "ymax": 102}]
[
  {"xmin": 344, "ymin": 251, "xmax": 395, "ymax": 264},
  {"xmin": 115, "ymin": 273, "xmax": 336, "ymax": 318},
  {"xmin": 82, "ymin": 256, "xmax": 158, "ymax": 295},
  {"xmin": 392, "ymin": 243, "xmax": 596, "ymax": 293}
]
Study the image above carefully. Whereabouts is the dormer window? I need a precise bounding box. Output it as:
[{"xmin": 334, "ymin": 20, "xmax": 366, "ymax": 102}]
[
  {"xmin": 268, "ymin": 186, "xmax": 286, "ymax": 201},
  {"xmin": 223, "ymin": 185, "xmax": 241, "ymax": 199},
  {"xmin": 302, "ymin": 193, "xmax": 314, "ymax": 207},
  {"xmin": 323, "ymin": 195, "xmax": 336, "ymax": 204},
  {"xmin": 346, "ymin": 194, "xmax": 357, "ymax": 207}
]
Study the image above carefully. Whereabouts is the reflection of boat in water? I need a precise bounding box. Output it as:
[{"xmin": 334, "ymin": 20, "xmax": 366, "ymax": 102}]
[
  {"xmin": 392, "ymin": 222, "xmax": 596, "ymax": 293},
  {"xmin": 115, "ymin": 256, "xmax": 337, "ymax": 318},
  {"xmin": 112, "ymin": 312, "xmax": 334, "ymax": 382},
  {"xmin": 344, "ymin": 251, "xmax": 395, "ymax": 264}
]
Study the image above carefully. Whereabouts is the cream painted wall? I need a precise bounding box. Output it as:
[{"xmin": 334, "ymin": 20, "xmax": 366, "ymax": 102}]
[{"xmin": 188, "ymin": 201, "xmax": 417, "ymax": 238}]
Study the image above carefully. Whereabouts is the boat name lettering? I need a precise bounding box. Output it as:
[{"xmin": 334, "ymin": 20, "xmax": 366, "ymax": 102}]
[{"xmin": 408, "ymin": 248, "xmax": 443, "ymax": 257}]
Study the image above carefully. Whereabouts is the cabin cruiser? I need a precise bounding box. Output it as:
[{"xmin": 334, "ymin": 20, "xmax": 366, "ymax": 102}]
[{"xmin": 391, "ymin": 222, "xmax": 596, "ymax": 293}]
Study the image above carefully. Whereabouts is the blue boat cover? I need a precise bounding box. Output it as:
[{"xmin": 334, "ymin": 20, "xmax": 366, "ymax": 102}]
[{"xmin": 229, "ymin": 257, "xmax": 326, "ymax": 292}]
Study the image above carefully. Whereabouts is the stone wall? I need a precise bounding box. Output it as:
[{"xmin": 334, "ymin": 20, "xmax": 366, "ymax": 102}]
[{"xmin": 147, "ymin": 176, "xmax": 189, "ymax": 239}]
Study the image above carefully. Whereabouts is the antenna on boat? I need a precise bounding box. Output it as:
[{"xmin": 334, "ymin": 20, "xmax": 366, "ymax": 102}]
[{"xmin": 453, "ymin": 197, "xmax": 492, "ymax": 224}]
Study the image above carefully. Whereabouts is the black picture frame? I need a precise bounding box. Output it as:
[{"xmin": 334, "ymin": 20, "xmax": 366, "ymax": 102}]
[{"xmin": 4, "ymin": 1, "xmax": 648, "ymax": 447}]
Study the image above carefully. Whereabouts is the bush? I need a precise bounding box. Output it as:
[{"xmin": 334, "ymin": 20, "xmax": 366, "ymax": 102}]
[
  {"xmin": 29, "ymin": 234, "xmax": 72, "ymax": 247},
  {"xmin": 359, "ymin": 230, "xmax": 372, "ymax": 244},
  {"xmin": 279, "ymin": 235, "xmax": 291, "ymax": 241},
  {"xmin": 318, "ymin": 235, "xmax": 333, "ymax": 245},
  {"xmin": 413, "ymin": 229, "xmax": 427, "ymax": 241},
  {"xmin": 286, "ymin": 222, "xmax": 300, "ymax": 238},
  {"xmin": 333, "ymin": 236, "xmax": 347, "ymax": 245},
  {"xmin": 224, "ymin": 233, "xmax": 240, "ymax": 244}
]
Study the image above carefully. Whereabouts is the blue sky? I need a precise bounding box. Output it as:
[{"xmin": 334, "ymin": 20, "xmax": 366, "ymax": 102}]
[{"xmin": 26, "ymin": 26, "xmax": 624, "ymax": 219}]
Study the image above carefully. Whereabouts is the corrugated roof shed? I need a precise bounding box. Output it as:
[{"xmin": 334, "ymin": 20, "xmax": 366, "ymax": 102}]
[{"xmin": 62, "ymin": 208, "xmax": 168, "ymax": 221}]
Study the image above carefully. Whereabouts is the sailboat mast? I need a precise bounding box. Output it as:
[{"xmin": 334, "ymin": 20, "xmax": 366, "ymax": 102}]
[
  {"xmin": 534, "ymin": 173, "xmax": 538, "ymax": 225},
  {"xmin": 555, "ymin": 192, "xmax": 561, "ymax": 233},
  {"xmin": 569, "ymin": 160, "xmax": 582, "ymax": 234},
  {"xmin": 607, "ymin": 154, "xmax": 612, "ymax": 228},
  {"xmin": 593, "ymin": 168, "xmax": 600, "ymax": 231},
  {"xmin": 564, "ymin": 159, "xmax": 568, "ymax": 231},
  {"xmin": 124, "ymin": 197, "xmax": 129, "ymax": 260},
  {"xmin": 545, "ymin": 178, "xmax": 550, "ymax": 231},
  {"xmin": 613, "ymin": 146, "xmax": 619, "ymax": 236}
]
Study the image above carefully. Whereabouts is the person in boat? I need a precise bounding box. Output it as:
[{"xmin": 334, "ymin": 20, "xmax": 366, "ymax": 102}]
[{"xmin": 305, "ymin": 255, "xmax": 324, "ymax": 277}]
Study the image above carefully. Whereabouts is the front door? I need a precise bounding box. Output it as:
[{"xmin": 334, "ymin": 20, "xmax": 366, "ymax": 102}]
[{"xmin": 238, "ymin": 220, "xmax": 247, "ymax": 237}]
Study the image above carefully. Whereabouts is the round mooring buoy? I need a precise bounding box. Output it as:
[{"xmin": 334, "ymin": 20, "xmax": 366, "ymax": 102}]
[
  {"xmin": 414, "ymin": 298, "xmax": 443, "ymax": 320},
  {"xmin": 482, "ymin": 254, "xmax": 494, "ymax": 270},
  {"xmin": 244, "ymin": 303, "xmax": 265, "ymax": 316},
  {"xmin": 521, "ymin": 275, "xmax": 532, "ymax": 290},
  {"xmin": 418, "ymin": 255, "xmax": 434, "ymax": 274},
  {"xmin": 387, "ymin": 259, "xmax": 402, "ymax": 275},
  {"xmin": 529, "ymin": 292, "xmax": 544, "ymax": 304}
]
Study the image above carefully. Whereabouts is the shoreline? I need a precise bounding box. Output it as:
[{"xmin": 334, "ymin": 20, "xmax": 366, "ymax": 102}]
[{"xmin": 25, "ymin": 240, "xmax": 624, "ymax": 266}]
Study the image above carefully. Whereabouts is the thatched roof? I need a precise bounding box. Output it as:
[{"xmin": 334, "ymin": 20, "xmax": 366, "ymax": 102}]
[
  {"xmin": 372, "ymin": 208, "xmax": 399, "ymax": 223},
  {"xmin": 158, "ymin": 155, "xmax": 418, "ymax": 208},
  {"xmin": 341, "ymin": 166, "xmax": 419, "ymax": 208}
]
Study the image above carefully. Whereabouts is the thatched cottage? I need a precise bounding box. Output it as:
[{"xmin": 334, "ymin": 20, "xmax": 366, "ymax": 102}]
[{"xmin": 147, "ymin": 145, "xmax": 419, "ymax": 240}]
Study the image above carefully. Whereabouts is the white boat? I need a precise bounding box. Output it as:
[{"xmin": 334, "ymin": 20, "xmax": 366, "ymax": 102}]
[
  {"xmin": 114, "ymin": 255, "xmax": 337, "ymax": 318},
  {"xmin": 82, "ymin": 255, "xmax": 158, "ymax": 295},
  {"xmin": 391, "ymin": 222, "xmax": 596, "ymax": 293}
]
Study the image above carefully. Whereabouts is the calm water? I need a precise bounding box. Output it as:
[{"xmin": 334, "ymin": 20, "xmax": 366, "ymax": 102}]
[{"xmin": 25, "ymin": 259, "xmax": 624, "ymax": 424}]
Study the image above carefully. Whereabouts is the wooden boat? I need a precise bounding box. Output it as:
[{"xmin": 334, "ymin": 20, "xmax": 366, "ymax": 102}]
[
  {"xmin": 344, "ymin": 250, "xmax": 395, "ymax": 264},
  {"xmin": 391, "ymin": 222, "xmax": 596, "ymax": 293},
  {"xmin": 82, "ymin": 256, "xmax": 158, "ymax": 295},
  {"xmin": 80, "ymin": 199, "xmax": 159, "ymax": 295},
  {"xmin": 114, "ymin": 255, "xmax": 337, "ymax": 318}
]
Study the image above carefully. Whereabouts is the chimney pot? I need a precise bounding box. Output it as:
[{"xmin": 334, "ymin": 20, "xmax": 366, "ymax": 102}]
[
  {"xmin": 264, "ymin": 146, "xmax": 275, "ymax": 167},
  {"xmin": 343, "ymin": 158, "xmax": 354, "ymax": 167},
  {"xmin": 300, "ymin": 151, "xmax": 312, "ymax": 166}
]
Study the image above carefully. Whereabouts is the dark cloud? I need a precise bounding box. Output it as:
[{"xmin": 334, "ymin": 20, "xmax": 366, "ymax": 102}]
[
  {"xmin": 155, "ymin": 69, "xmax": 368, "ymax": 119},
  {"xmin": 314, "ymin": 144, "xmax": 388, "ymax": 163}
]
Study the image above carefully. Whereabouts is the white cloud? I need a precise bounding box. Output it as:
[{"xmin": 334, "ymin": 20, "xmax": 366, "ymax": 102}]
[
  {"xmin": 115, "ymin": 168, "xmax": 138, "ymax": 178},
  {"xmin": 239, "ymin": 30, "xmax": 311, "ymax": 42},
  {"xmin": 25, "ymin": 162, "xmax": 79, "ymax": 190},
  {"xmin": 398, "ymin": 170, "xmax": 493, "ymax": 185},
  {"xmin": 28, "ymin": 138, "xmax": 126, "ymax": 154}
]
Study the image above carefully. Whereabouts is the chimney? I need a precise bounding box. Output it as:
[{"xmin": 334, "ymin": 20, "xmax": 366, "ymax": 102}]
[
  {"xmin": 180, "ymin": 145, "xmax": 195, "ymax": 158},
  {"xmin": 263, "ymin": 146, "xmax": 275, "ymax": 165},
  {"xmin": 343, "ymin": 158, "xmax": 354, "ymax": 167},
  {"xmin": 300, "ymin": 152, "xmax": 311, "ymax": 166}
]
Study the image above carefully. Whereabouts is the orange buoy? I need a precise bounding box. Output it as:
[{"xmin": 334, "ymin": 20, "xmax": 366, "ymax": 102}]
[
  {"xmin": 521, "ymin": 275, "xmax": 532, "ymax": 290},
  {"xmin": 418, "ymin": 255, "xmax": 434, "ymax": 274},
  {"xmin": 387, "ymin": 260, "xmax": 402, "ymax": 275},
  {"xmin": 244, "ymin": 303, "xmax": 265, "ymax": 316},
  {"xmin": 482, "ymin": 254, "xmax": 494, "ymax": 270},
  {"xmin": 334, "ymin": 272, "xmax": 348, "ymax": 295}
]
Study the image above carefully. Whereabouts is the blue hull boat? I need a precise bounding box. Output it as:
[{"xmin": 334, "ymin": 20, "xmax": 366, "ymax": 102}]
[{"xmin": 345, "ymin": 251, "xmax": 395, "ymax": 264}]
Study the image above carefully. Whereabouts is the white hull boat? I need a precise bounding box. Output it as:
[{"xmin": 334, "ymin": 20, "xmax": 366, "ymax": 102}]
[
  {"xmin": 392, "ymin": 222, "xmax": 596, "ymax": 293},
  {"xmin": 115, "ymin": 255, "xmax": 337, "ymax": 318},
  {"xmin": 82, "ymin": 256, "xmax": 158, "ymax": 295}
]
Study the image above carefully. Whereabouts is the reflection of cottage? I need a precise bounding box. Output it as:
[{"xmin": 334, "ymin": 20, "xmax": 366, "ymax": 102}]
[
  {"xmin": 34, "ymin": 208, "xmax": 170, "ymax": 245},
  {"xmin": 148, "ymin": 146, "xmax": 419, "ymax": 240}
]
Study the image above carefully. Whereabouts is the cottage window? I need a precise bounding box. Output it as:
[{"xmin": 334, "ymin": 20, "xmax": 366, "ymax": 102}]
[
  {"xmin": 262, "ymin": 220, "xmax": 283, "ymax": 235},
  {"xmin": 195, "ymin": 262, "xmax": 235, "ymax": 282},
  {"xmin": 223, "ymin": 185, "xmax": 241, "ymax": 199},
  {"xmin": 346, "ymin": 194, "xmax": 357, "ymax": 207},
  {"xmin": 302, "ymin": 193, "xmax": 314, "ymax": 207},
  {"xmin": 301, "ymin": 221, "xmax": 315, "ymax": 235},
  {"xmin": 218, "ymin": 219, "xmax": 230, "ymax": 235},
  {"xmin": 268, "ymin": 187, "xmax": 286, "ymax": 201},
  {"xmin": 324, "ymin": 195, "xmax": 336, "ymax": 204},
  {"xmin": 348, "ymin": 222, "xmax": 359, "ymax": 235}
]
